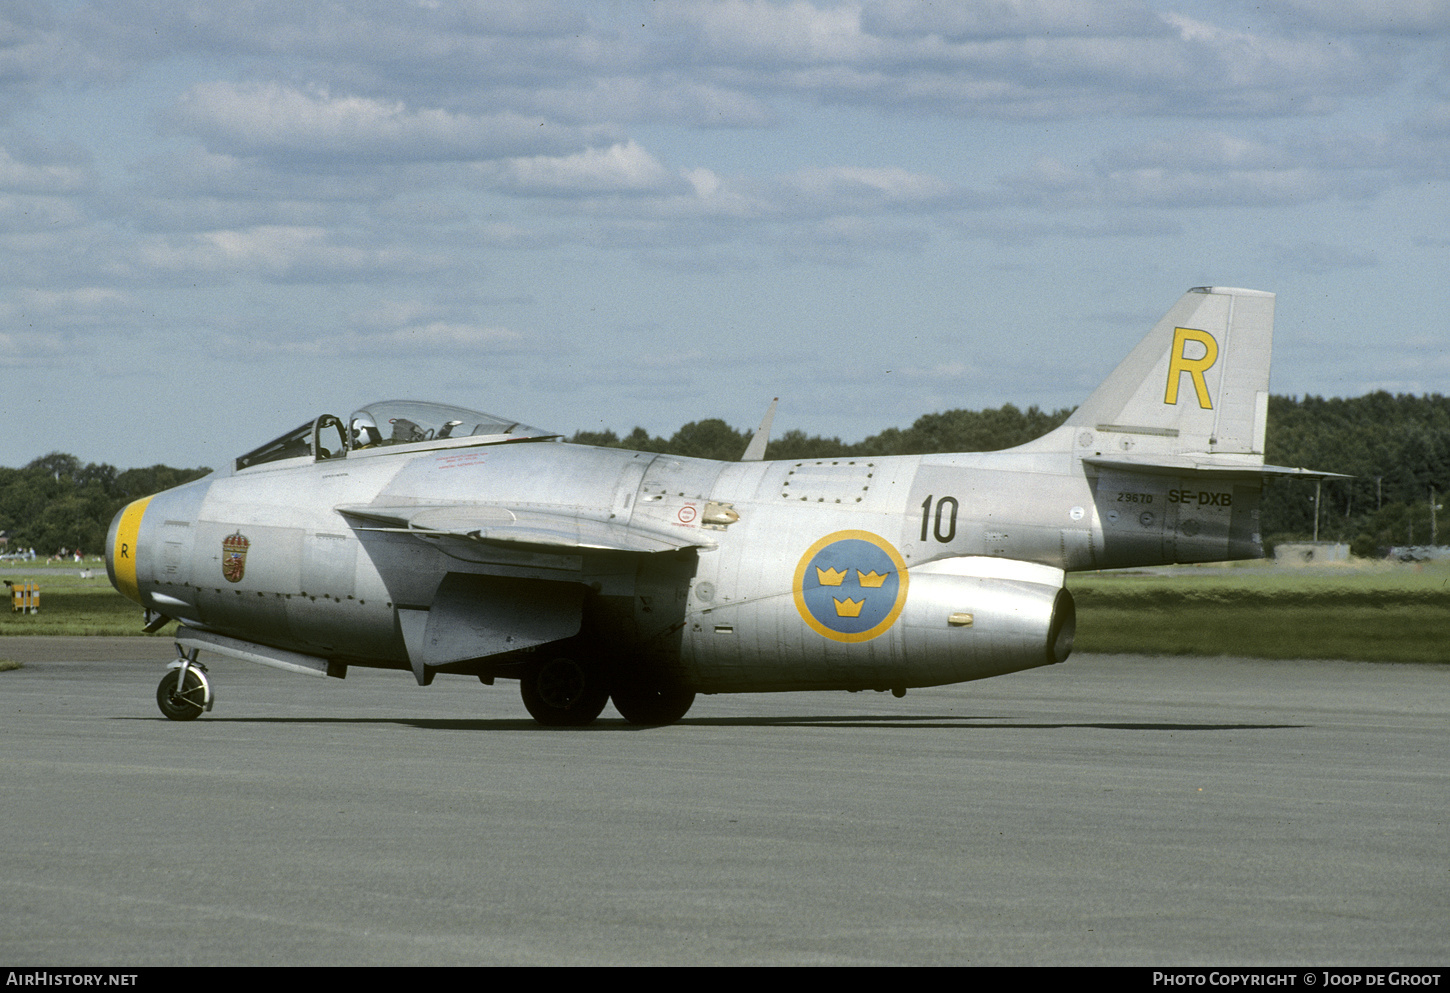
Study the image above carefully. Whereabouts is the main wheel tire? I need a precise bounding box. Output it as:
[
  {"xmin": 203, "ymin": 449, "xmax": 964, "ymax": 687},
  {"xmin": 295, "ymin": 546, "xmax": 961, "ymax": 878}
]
[
  {"xmin": 611, "ymin": 680, "xmax": 695, "ymax": 726},
  {"xmin": 156, "ymin": 669, "xmax": 205, "ymax": 721},
  {"xmin": 520, "ymin": 655, "xmax": 609, "ymax": 727}
]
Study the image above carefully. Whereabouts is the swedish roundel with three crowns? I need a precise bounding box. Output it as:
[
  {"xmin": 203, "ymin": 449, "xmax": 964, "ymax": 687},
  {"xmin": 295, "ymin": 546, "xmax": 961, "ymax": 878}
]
[{"xmin": 793, "ymin": 530, "xmax": 909, "ymax": 643}]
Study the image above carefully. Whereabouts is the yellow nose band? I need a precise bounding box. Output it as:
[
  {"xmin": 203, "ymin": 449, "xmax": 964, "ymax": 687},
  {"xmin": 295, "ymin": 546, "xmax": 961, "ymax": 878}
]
[{"xmin": 111, "ymin": 496, "xmax": 152, "ymax": 604}]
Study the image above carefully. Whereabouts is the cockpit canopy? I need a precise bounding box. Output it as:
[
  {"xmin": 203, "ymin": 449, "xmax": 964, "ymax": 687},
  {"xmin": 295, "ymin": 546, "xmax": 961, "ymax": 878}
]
[
  {"xmin": 235, "ymin": 400, "xmax": 555, "ymax": 471},
  {"xmin": 347, "ymin": 401, "xmax": 551, "ymax": 449}
]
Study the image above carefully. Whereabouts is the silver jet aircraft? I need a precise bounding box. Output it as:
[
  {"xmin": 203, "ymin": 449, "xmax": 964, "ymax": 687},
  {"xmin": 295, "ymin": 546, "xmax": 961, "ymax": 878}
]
[{"xmin": 106, "ymin": 286, "xmax": 1333, "ymax": 726}]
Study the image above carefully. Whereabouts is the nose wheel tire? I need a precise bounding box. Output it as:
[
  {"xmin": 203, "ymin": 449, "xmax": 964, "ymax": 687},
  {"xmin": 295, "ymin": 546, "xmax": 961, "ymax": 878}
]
[
  {"xmin": 520, "ymin": 655, "xmax": 610, "ymax": 726},
  {"xmin": 156, "ymin": 668, "xmax": 206, "ymax": 721}
]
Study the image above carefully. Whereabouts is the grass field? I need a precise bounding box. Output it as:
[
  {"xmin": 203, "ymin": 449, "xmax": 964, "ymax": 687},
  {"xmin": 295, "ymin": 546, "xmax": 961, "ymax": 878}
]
[
  {"xmin": 1068, "ymin": 560, "xmax": 1450, "ymax": 663},
  {"xmin": 0, "ymin": 562, "xmax": 176, "ymax": 638},
  {"xmin": 2, "ymin": 559, "xmax": 1447, "ymax": 664}
]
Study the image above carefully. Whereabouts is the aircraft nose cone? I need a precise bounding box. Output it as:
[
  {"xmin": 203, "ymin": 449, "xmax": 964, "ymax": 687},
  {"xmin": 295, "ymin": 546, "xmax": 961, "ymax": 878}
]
[{"xmin": 106, "ymin": 497, "xmax": 153, "ymax": 604}]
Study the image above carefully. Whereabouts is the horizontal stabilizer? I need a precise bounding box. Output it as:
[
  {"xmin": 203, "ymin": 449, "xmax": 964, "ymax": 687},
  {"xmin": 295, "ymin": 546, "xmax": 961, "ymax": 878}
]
[
  {"xmin": 1083, "ymin": 456, "xmax": 1352, "ymax": 480},
  {"xmin": 337, "ymin": 503, "xmax": 716, "ymax": 553}
]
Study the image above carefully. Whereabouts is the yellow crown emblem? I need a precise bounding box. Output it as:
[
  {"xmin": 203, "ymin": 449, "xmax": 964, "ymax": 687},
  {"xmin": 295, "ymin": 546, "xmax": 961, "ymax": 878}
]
[
  {"xmin": 856, "ymin": 570, "xmax": 889, "ymax": 588},
  {"xmin": 833, "ymin": 597, "xmax": 864, "ymax": 617},
  {"xmin": 816, "ymin": 566, "xmax": 847, "ymax": 586}
]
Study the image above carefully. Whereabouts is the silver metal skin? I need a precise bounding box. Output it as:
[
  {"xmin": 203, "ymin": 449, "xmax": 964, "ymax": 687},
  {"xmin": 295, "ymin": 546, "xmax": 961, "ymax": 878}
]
[{"xmin": 106, "ymin": 288, "xmax": 1338, "ymax": 725}]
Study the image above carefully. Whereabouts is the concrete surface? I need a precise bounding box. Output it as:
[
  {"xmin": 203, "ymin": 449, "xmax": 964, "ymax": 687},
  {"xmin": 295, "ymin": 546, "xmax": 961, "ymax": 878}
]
[{"xmin": 2, "ymin": 639, "xmax": 1446, "ymax": 965}]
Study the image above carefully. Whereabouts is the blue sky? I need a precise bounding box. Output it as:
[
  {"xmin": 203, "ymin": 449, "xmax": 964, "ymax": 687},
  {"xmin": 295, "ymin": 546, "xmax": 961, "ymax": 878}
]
[{"xmin": 2, "ymin": 0, "xmax": 1447, "ymax": 470}]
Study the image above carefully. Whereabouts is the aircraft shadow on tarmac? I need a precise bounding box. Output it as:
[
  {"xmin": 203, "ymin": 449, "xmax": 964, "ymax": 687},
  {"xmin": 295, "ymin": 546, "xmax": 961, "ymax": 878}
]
[{"xmin": 116, "ymin": 714, "xmax": 1305, "ymax": 732}]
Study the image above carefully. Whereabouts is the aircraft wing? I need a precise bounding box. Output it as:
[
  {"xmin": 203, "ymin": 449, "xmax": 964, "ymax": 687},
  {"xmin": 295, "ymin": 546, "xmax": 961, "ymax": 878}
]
[{"xmin": 335, "ymin": 503, "xmax": 717, "ymax": 553}]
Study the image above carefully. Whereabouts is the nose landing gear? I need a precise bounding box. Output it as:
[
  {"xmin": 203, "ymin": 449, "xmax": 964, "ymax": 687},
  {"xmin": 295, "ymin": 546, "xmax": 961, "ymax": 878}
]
[{"xmin": 156, "ymin": 646, "xmax": 213, "ymax": 721}]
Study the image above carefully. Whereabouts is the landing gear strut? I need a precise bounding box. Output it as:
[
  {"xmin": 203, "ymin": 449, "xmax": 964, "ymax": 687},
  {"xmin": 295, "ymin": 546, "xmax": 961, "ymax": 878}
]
[{"xmin": 156, "ymin": 646, "xmax": 212, "ymax": 721}]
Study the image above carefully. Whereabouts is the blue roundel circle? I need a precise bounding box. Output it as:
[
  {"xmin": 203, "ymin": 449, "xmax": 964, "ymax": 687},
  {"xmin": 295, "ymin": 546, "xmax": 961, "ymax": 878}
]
[{"xmin": 792, "ymin": 530, "xmax": 909, "ymax": 643}]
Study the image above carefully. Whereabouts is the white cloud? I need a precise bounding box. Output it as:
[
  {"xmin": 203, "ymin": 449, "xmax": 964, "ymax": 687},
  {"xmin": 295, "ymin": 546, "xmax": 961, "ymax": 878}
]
[
  {"xmin": 170, "ymin": 82, "xmax": 605, "ymax": 162},
  {"xmin": 220, "ymin": 320, "xmax": 530, "ymax": 359},
  {"xmin": 1006, "ymin": 153, "xmax": 1329, "ymax": 210},
  {"xmin": 1098, "ymin": 134, "xmax": 1293, "ymax": 172},
  {"xmin": 775, "ymin": 165, "xmax": 953, "ymax": 207},
  {"xmin": 664, "ymin": 0, "xmax": 873, "ymax": 65},
  {"xmin": 1266, "ymin": 0, "xmax": 1450, "ymax": 34},
  {"xmin": 998, "ymin": 126, "xmax": 1412, "ymax": 212},
  {"xmin": 684, "ymin": 167, "xmax": 721, "ymax": 199},
  {"xmin": 334, "ymin": 321, "xmax": 527, "ymax": 354},
  {"xmin": 0, "ymin": 328, "xmax": 70, "ymax": 367},
  {"xmin": 1161, "ymin": 13, "xmax": 1383, "ymax": 111},
  {"xmin": 862, "ymin": 0, "xmax": 1168, "ymax": 40},
  {"xmin": 0, "ymin": 4, "xmax": 108, "ymax": 98},
  {"xmin": 0, "ymin": 147, "xmax": 87, "ymax": 193},
  {"xmin": 639, "ymin": 162, "xmax": 955, "ymax": 223},
  {"xmin": 652, "ymin": 2, "xmax": 1390, "ymax": 120},
  {"xmin": 128, "ymin": 225, "xmax": 445, "ymax": 283},
  {"xmin": 17, "ymin": 287, "xmax": 132, "ymax": 313},
  {"xmin": 483, "ymin": 71, "xmax": 779, "ymax": 129},
  {"xmin": 483, "ymin": 140, "xmax": 686, "ymax": 196},
  {"xmin": 1101, "ymin": 165, "xmax": 1329, "ymax": 208}
]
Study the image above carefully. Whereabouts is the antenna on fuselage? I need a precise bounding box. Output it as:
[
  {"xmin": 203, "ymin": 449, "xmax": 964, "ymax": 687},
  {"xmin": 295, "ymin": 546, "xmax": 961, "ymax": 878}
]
[{"xmin": 740, "ymin": 398, "xmax": 779, "ymax": 461}]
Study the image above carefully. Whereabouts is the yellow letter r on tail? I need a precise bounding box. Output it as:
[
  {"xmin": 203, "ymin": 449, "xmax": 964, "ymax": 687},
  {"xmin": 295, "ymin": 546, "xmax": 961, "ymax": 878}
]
[{"xmin": 1164, "ymin": 327, "xmax": 1218, "ymax": 409}]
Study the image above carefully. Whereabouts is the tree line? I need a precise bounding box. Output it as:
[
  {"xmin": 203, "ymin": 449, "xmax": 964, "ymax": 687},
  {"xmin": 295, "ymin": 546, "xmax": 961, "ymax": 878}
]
[
  {"xmin": 3, "ymin": 392, "xmax": 1445, "ymax": 559},
  {"xmin": 1261, "ymin": 393, "xmax": 1450, "ymax": 555},
  {"xmin": 0, "ymin": 456, "xmax": 211, "ymax": 559},
  {"xmin": 577, "ymin": 392, "xmax": 1450, "ymax": 556},
  {"xmin": 569, "ymin": 403, "xmax": 1074, "ymax": 463}
]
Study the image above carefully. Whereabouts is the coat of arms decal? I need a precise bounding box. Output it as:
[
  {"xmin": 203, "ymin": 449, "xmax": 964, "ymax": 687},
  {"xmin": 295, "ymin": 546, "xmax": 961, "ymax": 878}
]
[{"xmin": 222, "ymin": 531, "xmax": 250, "ymax": 583}]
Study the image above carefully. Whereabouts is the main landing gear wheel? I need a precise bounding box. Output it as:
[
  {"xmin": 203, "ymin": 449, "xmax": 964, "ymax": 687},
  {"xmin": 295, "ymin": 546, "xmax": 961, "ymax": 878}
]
[
  {"xmin": 520, "ymin": 654, "xmax": 610, "ymax": 727},
  {"xmin": 610, "ymin": 681, "xmax": 695, "ymax": 726},
  {"xmin": 156, "ymin": 667, "xmax": 206, "ymax": 721}
]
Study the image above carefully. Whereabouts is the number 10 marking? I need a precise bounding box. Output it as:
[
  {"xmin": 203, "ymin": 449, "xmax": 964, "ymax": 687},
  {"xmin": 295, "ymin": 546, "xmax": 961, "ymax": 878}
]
[{"xmin": 920, "ymin": 495, "xmax": 958, "ymax": 543}]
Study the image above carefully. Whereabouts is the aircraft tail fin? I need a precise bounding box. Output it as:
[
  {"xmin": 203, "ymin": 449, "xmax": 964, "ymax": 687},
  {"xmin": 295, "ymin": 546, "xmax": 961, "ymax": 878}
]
[{"xmin": 1060, "ymin": 286, "xmax": 1274, "ymax": 459}]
